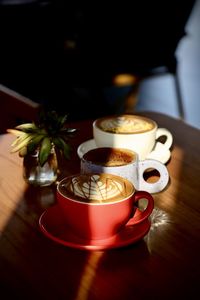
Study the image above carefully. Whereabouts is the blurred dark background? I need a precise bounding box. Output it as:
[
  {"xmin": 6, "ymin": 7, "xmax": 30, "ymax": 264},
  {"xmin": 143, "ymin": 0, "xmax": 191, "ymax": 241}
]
[{"xmin": 0, "ymin": 0, "xmax": 197, "ymax": 123}]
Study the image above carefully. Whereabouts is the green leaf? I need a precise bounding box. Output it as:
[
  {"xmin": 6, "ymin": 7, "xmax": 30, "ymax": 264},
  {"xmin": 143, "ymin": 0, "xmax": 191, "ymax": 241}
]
[
  {"xmin": 11, "ymin": 134, "xmax": 36, "ymax": 153},
  {"xmin": 60, "ymin": 128, "xmax": 77, "ymax": 134},
  {"xmin": 53, "ymin": 137, "xmax": 71, "ymax": 160},
  {"xmin": 10, "ymin": 132, "xmax": 29, "ymax": 146},
  {"xmin": 58, "ymin": 114, "xmax": 68, "ymax": 127},
  {"xmin": 16, "ymin": 123, "xmax": 36, "ymax": 130},
  {"xmin": 15, "ymin": 123, "xmax": 39, "ymax": 133},
  {"xmin": 39, "ymin": 137, "xmax": 52, "ymax": 166},
  {"xmin": 8, "ymin": 110, "xmax": 76, "ymax": 162},
  {"xmin": 27, "ymin": 135, "xmax": 45, "ymax": 154},
  {"xmin": 19, "ymin": 146, "xmax": 28, "ymax": 157}
]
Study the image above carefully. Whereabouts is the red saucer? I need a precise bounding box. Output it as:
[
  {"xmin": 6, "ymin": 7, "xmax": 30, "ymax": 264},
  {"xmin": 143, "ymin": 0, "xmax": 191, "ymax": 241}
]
[{"xmin": 39, "ymin": 205, "xmax": 151, "ymax": 251}]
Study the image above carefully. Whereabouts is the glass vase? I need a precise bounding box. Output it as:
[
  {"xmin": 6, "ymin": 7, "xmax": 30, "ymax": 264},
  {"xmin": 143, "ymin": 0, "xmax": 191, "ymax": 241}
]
[{"xmin": 23, "ymin": 147, "xmax": 58, "ymax": 187}]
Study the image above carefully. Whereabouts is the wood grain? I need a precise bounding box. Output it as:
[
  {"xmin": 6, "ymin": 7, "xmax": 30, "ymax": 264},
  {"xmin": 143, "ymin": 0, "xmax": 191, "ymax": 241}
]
[{"xmin": 0, "ymin": 112, "xmax": 200, "ymax": 300}]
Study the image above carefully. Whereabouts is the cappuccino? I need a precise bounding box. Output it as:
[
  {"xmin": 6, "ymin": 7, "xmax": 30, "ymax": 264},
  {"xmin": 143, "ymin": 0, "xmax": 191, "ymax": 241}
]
[
  {"xmin": 81, "ymin": 147, "xmax": 170, "ymax": 194},
  {"xmin": 93, "ymin": 114, "xmax": 173, "ymax": 160},
  {"xmin": 57, "ymin": 173, "xmax": 154, "ymax": 240},
  {"xmin": 95, "ymin": 115, "xmax": 155, "ymax": 134},
  {"xmin": 82, "ymin": 147, "xmax": 136, "ymax": 167},
  {"xmin": 58, "ymin": 173, "xmax": 134, "ymax": 204}
]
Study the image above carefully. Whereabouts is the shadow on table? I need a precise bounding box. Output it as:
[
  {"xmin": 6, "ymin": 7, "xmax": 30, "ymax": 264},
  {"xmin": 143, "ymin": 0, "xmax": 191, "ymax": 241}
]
[{"xmin": 1, "ymin": 112, "xmax": 200, "ymax": 299}]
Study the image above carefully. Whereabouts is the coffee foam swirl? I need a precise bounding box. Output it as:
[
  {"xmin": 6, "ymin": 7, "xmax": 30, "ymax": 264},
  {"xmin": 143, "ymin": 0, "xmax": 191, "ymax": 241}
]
[
  {"xmin": 59, "ymin": 174, "xmax": 134, "ymax": 203},
  {"xmin": 98, "ymin": 115, "xmax": 154, "ymax": 133},
  {"xmin": 72, "ymin": 175, "xmax": 125, "ymax": 201}
]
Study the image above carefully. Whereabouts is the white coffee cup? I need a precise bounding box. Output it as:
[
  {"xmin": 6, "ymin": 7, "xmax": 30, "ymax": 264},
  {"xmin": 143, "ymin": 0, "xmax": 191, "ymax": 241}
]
[
  {"xmin": 93, "ymin": 114, "xmax": 173, "ymax": 160},
  {"xmin": 80, "ymin": 147, "xmax": 169, "ymax": 193}
]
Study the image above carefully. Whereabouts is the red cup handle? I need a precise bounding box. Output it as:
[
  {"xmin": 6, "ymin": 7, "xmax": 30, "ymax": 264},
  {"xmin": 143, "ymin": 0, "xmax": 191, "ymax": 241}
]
[{"xmin": 127, "ymin": 191, "xmax": 154, "ymax": 226}]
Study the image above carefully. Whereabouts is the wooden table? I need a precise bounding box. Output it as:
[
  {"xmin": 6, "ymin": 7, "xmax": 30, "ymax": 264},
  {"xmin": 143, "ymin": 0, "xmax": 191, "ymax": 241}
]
[{"xmin": 0, "ymin": 112, "xmax": 200, "ymax": 300}]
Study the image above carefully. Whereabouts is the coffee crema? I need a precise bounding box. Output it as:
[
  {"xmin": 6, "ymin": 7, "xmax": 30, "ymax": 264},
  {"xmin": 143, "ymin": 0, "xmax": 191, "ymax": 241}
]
[
  {"xmin": 96, "ymin": 115, "xmax": 155, "ymax": 134},
  {"xmin": 83, "ymin": 147, "xmax": 136, "ymax": 167},
  {"xmin": 58, "ymin": 174, "xmax": 134, "ymax": 203}
]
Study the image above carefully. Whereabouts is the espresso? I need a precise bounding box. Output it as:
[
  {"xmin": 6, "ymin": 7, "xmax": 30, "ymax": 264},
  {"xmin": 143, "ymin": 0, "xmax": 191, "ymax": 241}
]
[
  {"xmin": 83, "ymin": 147, "xmax": 136, "ymax": 167},
  {"xmin": 58, "ymin": 173, "xmax": 134, "ymax": 203},
  {"xmin": 96, "ymin": 115, "xmax": 155, "ymax": 134}
]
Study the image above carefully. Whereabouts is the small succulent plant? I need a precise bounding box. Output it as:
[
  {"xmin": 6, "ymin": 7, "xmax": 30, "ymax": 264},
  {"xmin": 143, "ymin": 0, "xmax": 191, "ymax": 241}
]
[{"xmin": 7, "ymin": 110, "xmax": 77, "ymax": 166}]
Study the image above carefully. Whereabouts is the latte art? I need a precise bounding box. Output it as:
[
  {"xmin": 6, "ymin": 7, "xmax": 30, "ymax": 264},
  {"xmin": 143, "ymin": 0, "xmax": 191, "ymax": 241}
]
[
  {"xmin": 59, "ymin": 174, "xmax": 134, "ymax": 203},
  {"xmin": 97, "ymin": 115, "xmax": 155, "ymax": 134},
  {"xmin": 72, "ymin": 175, "xmax": 125, "ymax": 201}
]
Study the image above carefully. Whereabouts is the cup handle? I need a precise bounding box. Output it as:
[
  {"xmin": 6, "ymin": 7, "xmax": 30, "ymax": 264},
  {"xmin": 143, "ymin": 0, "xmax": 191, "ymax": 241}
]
[
  {"xmin": 156, "ymin": 128, "xmax": 173, "ymax": 150},
  {"xmin": 127, "ymin": 191, "xmax": 154, "ymax": 226},
  {"xmin": 138, "ymin": 160, "xmax": 169, "ymax": 193}
]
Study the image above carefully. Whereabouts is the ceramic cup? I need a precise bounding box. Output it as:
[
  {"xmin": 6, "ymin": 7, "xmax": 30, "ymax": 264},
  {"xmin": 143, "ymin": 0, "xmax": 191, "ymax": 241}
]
[
  {"xmin": 81, "ymin": 147, "xmax": 169, "ymax": 194},
  {"xmin": 57, "ymin": 173, "xmax": 154, "ymax": 240},
  {"xmin": 93, "ymin": 114, "xmax": 173, "ymax": 160}
]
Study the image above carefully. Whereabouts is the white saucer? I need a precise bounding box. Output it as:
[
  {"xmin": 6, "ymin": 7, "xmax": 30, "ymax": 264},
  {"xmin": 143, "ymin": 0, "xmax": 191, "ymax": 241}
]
[
  {"xmin": 146, "ymin": 142, "xmax": 171, "ymax": 164},
  {"xmin": 77, "ymin": 139, "xmax": 171, "ymax": 164}
]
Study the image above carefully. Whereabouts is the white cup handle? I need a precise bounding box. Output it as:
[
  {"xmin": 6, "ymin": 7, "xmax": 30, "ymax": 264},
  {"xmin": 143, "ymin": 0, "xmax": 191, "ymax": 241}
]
[
  {"xmin": 138, "ymin": 160, "xmax": 169, "ymax": 193},
  {"xmin": 156, "ymin": 128, "xmax": 173, "ymax": 150}
]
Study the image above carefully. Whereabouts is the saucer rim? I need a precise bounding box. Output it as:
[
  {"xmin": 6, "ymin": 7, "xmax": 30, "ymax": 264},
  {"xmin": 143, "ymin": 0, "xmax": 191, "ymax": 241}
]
[
  {"xmin": 77, "ymin": 138, "xmax": 171, "ymax": 164},
  {"xmin": 39, "ymin": 205, "xmax": 151, "ymax": 251}
]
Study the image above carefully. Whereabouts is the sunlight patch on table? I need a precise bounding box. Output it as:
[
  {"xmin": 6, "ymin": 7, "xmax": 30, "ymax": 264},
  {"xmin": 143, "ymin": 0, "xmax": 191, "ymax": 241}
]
[{"xmin": 75, "ymin": 251, "xmax": 104, "ymax": 300}]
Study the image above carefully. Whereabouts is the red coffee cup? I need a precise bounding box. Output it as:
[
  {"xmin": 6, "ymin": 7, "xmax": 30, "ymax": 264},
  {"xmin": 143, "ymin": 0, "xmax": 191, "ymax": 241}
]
[{"xmin": 57, "ymin": 173, "xmax": 154, "ymax": 240}]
